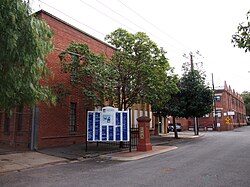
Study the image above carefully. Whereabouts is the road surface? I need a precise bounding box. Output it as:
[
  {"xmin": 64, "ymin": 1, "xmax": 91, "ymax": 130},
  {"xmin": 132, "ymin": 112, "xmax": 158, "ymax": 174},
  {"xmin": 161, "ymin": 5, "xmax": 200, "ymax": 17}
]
[{"xmin": 1, "ymin": 126, "xmax": 250, "ymax": 187}]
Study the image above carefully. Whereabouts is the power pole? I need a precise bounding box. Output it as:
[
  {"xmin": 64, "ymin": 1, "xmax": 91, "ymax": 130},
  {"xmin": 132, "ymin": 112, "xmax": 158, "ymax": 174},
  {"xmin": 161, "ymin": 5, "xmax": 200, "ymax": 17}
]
[
  {"xmin": 189, "ymin": 52, "xmax": 198, "ymax": 135},
  {"xmin": 190, "ymin": 52, "xmax": 194, "ymax": 71},
  {"xmin": 212, "ymin": 73, "xmax": 217, "ymax": 131}
]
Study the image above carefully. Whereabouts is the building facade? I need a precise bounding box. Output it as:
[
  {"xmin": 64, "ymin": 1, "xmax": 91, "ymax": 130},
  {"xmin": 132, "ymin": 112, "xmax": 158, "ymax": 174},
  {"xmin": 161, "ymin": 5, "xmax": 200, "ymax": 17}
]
[
  {"xmin": 198, "ymin": 81, "xmax": 247, "ymax": 131},
  {"xmin": 0, "ymin": 10, "xmax": 158, "ymax": 150}
]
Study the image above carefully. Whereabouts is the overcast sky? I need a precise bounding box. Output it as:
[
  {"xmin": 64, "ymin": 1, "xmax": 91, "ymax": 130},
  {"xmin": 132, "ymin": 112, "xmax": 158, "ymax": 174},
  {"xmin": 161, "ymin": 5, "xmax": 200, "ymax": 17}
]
[{"xmin": 31, "ymin": 0, "xmax": 250, "ymax": 93}]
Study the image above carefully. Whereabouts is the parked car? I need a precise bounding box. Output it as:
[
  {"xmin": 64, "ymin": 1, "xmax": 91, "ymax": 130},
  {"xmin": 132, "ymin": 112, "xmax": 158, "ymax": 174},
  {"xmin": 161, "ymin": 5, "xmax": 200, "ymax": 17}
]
[{"xmin": 167, "ymin": 123, "xmax": 182, "ymax": 132}]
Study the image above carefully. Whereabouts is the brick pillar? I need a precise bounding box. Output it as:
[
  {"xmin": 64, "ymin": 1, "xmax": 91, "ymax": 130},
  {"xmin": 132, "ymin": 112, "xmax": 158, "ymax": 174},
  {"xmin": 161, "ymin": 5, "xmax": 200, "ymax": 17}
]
[{"xmin": 137, "ymin": 116, "xmax": 152, "ymax": 151}]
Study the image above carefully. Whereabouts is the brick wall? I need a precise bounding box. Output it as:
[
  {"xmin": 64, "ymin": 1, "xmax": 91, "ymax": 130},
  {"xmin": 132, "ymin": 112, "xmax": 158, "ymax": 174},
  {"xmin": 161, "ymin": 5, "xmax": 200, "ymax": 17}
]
[
  {"xmin": 198, "ymin": 83, "xmax": 247, "ymax": 131},
  {"xmin": 36, "ymin": 10, "xmax": 115, "ymax": 149}
]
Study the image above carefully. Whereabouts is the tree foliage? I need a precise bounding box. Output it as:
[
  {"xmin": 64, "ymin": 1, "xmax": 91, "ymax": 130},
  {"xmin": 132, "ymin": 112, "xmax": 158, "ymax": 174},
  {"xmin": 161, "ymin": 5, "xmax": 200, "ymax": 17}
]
[
  {"xmin": 0, "ymin": 0, "xmax": 55, "ymax": 111},
  {"xmin": 105, "ymin": 28, "xmax": 178, "ymax": 110},
  {"xmin": 156, "ymin": 62, "xmax": 213, "ymax": 119},
  {"xmin": 232, "ymin": 11, "xmax": 250, "ymax": 52},
  {"xmin": 59, "ymin": 42, "xmax": 114, "ymax": 108},
  {"xmin": 178, "ymin": 68, "xmax": 213, "ymax": 118},
  {"xmin": 59, "ymin": 29, "xmax": 178, "ymax": 111},
  {"xmin": 241, "ymin": 91, "xmax": 250, "ymax": 116}
]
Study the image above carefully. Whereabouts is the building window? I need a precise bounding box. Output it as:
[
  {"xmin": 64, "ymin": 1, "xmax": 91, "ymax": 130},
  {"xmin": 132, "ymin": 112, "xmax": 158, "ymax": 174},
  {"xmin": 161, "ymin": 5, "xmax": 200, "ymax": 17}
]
[
  {"xmin": 70, "ymin": 102, "xmax": 77, "ymax": 132},
  {"xmin": 4, "ymin": 113, "xmax": 10, "ymax": 133},
  {"xmin": 16, "ymin": 105, "xmax": 24, "ymax": 132},
  {"xmin": 214, "ymin": 95, "xmax": 221, "ymax": 101},
  {"xmin": 213, "ymin": 110, "xmax": 222, "ymax": 118}
]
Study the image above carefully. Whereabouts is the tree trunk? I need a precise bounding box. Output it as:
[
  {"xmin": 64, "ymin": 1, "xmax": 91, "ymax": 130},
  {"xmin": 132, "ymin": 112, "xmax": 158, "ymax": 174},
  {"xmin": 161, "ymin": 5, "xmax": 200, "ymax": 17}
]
[
  {"xmin": 173, "ymin": 116, "xmax": 178, "ymax": 139},
  {"xmin": 194, "ymin": 117, "xmax": 199, "ymax": 135}
]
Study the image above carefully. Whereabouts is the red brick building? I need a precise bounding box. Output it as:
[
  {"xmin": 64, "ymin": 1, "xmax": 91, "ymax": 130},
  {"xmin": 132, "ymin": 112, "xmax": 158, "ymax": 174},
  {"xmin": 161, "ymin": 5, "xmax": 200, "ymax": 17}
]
[
  {"xmin": 198, "ymin": 81, "xmax": 247, "ymax": 131},
  {"xmin": 0, "ymin": 10, "xmax": 115, "ymax": 150}
]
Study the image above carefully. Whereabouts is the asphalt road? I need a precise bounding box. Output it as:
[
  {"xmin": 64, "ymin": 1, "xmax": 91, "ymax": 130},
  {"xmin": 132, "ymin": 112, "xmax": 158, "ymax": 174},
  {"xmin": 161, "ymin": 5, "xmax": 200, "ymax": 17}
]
[{"xmin": 1, "ymin": 126, "xmax": 250, "ymax": 187}]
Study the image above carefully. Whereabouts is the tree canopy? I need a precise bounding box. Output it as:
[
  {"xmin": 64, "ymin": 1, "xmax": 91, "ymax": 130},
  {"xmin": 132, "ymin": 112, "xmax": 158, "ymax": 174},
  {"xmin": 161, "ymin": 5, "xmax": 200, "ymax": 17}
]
[
  {"xmin": 0, "ymin": 0, "xmax": 55, "ymax": 111},
  {"xmin": 178, "ymin": 67, "xmax": 213, "ymax": 118},
  {"xmin": 105, "ymin": 28, "xmax": 178, "ymax": 110},
  {"xmin": 155, "ymin": 61, "xmax": 213, "ymax": 119},
  {"xmin": 232, "ymin": 10, "xmax": 250, "ymax": 52},
  {"xmin": 60, "ymin": 29, "xmax": 178, "ymax": 111},
  {"xmin": 59, "ymin": 42, "xmax": 114, "ymax": 107}
]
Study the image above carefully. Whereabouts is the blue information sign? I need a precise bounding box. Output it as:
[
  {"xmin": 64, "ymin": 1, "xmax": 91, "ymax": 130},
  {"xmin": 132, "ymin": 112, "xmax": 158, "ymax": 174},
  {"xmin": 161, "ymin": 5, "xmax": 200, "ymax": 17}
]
[
  {"xmin": 94, "ymin": 112, "xmax": 101, "ymax": 141},
  {"xmin": 87, "ymin": 108, "xmax": 129, "ymax": 142},
  {"xmin": 122, "ymin": 112, "xmax": 128, "ymax": 141},
  {"xmin": 87, "ymin": 112, "xmax": 94, "ymax": 141}
]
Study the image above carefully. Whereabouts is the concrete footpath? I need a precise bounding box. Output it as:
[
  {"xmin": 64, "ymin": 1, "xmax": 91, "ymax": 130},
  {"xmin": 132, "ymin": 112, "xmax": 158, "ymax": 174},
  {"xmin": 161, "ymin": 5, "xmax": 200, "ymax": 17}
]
[{"xmin": 0, "ymin": 132, "xmax": 204, "ymax": 174}]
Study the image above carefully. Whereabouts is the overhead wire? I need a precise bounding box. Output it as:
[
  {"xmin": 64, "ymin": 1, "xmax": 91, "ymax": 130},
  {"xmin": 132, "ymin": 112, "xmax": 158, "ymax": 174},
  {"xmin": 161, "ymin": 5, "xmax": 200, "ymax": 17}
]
[
  {"xmin": 79, "ymin": 0, "xmax": 137, "ymax": 33},
  {"xmin": 38, "ymin": 0, "xmax": 106, "ymax": 37},
  {"xmin": 38, "ymin": 0, "xmax": 190, "ymax": 59},
  {"xmin": 79, "ymin": 0, "xmax": 186, "ymax": 56},
  {"xmin": 117, "ymin": 0, "xmax": 194, "ymax": 53}
]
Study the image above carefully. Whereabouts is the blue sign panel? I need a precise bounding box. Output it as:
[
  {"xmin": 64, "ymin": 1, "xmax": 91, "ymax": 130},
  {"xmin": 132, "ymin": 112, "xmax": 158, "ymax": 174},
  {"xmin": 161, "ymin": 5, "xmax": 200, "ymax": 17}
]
[
  {"xmin": 87, "ymin": 112, "xmax": 94, "ymax": 141},
  {"xmin": 94, "ymin": 112, "xmax": 101, "ymax": 141},
  {"xmin": 108, "ymin": 126, "xmax": 114, "ymax": 141},
  {"xmin": 116, "ymin": 126, "xmax": 121, "ymax": 141},
  {"xmin": 122, "ymin": 112, "xmax": 128, "ymax": 141},
  {"xmin": 102, "ymin": 126, "xmax": 107, "ymax": 141}
]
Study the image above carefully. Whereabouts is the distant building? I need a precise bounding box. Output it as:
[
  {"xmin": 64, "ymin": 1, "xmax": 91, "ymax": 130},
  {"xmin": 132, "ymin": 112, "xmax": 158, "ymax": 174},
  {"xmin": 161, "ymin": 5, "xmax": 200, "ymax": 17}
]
[{"xmin": 198, "ymin": 81, "xmax": 247, "ymax": 131}]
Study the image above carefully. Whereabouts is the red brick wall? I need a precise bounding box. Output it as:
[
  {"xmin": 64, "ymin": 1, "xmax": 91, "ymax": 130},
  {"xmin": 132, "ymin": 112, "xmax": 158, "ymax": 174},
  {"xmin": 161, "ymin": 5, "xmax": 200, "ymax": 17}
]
[
  {"xmin": 36, "ymin": 11, "xmax": 115, "ymax": 149},
  {"xmin": 0, "ymin": 106, "xmax": 32, "ymax": 149},
  {"xmin": 199, "ymin": 88, "xmax": 246, "ymax": 131}
]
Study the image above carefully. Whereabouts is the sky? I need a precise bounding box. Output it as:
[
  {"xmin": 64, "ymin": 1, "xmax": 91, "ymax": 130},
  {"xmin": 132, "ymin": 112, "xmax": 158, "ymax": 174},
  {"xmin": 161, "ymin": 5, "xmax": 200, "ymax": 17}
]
[{"xmin": 31, "ymin": 0, "xmax": 250, "ymax": 93}]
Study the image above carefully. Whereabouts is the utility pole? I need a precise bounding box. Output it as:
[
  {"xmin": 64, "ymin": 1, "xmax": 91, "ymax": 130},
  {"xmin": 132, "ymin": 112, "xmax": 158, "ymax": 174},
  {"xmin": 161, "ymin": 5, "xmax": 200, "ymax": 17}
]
[
  {"xmin": 189, "ymin": 52, "xmax": 198, "ymax": 135},
  {"xmin": 212, "ymin": 73, "xmax": 217, "ymax": 131},
  {"xmin": 190, "ymin": 52, "xmax": 194, "ymax": 71}
]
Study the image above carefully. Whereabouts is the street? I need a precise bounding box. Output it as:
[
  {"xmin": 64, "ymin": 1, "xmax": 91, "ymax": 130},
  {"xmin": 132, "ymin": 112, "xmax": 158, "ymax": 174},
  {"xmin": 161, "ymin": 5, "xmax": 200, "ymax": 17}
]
[{"xmin": 1, "ymin": 126, "xmax": 250, "ymax": 187}]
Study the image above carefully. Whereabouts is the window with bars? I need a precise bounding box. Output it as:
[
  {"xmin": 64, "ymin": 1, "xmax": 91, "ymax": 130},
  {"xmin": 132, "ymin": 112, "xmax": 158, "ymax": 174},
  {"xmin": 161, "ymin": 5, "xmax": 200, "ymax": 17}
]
[{"xmin": 70, "ymin": 103, "xmax": 77, "ymax": 132}]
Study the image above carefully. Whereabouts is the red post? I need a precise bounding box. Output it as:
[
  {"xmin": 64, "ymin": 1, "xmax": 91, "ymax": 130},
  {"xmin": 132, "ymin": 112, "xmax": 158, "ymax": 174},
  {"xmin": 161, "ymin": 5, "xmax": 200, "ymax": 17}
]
[{"xmin": 137, "ymin": 116, "xmax": 152, "ymax": 151}]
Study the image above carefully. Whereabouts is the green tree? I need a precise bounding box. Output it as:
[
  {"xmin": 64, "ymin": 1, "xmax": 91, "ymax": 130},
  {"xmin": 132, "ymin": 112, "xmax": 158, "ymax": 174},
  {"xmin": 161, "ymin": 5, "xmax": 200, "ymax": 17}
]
[
  {"xmin": 232, "ymin": 11, "xmax": 250, "ymax": 52},
  {"xmin": 154, "ymin": 86, "xmax": 182, "ymax": 139},
  {"xmin": 241, "ymin": 91, "xmax": 250, "ymax": 116},
  {"xmin": 60, "ymin": 29, "xmax": 178, "ymax": 111},
  {"xmin": 179, "ymin": 62, "xmax": 213, "ymax": 135},
  {"xmin": 59, "ymin": 42, "xmax": 114, "ymax": 108},
  {"xmin": 0, "ymin": 0, "xmax": 55, "ymax": 112},
  {"xmin": 105, "ymin": 28, "xmax": 178, "ymax": 110}
]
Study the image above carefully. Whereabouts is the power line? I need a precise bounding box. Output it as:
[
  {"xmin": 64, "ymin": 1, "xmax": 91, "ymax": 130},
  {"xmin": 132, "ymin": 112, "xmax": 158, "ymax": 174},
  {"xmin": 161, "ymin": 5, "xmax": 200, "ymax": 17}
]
[
  {"xmin": 95, "ymin": 0, "xmax": 145, "ymax": 31},
  {"xmin": 38, "ymin": 0, "xmax": 106, "ymax": 37},
  {"xmin": 95, "ymin": 0, "xmax": 182, "ymax": 52},
  {"xmin": 88, "ymin": 0, "xmax": 186, "ymax": 54},
  {"xmin": 79, "ymin": 0, "xmax": 137, "ymax": 33},
  {"xmin": 117, "ymin": 0, "xmax": 193, "ymax": 52},
  {"xmin": 38, "ymin": 0, "xmax": 189, "ymax": 59}
]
